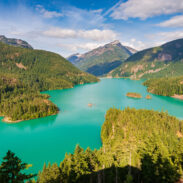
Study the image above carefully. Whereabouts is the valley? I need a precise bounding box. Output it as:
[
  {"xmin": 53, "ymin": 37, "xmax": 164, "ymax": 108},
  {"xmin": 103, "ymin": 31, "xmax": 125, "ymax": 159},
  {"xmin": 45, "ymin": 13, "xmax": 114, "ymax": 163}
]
[{"xmin": 1, "ymin": 36, "xmax": 183, "ymax": 182}]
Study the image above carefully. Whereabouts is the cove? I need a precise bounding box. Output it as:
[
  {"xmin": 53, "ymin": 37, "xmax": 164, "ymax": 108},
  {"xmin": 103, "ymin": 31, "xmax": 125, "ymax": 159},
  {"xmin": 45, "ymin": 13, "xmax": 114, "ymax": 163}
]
[{"xmin": 1, "ymin": 78, "xmax": 183, "ymax": 174}]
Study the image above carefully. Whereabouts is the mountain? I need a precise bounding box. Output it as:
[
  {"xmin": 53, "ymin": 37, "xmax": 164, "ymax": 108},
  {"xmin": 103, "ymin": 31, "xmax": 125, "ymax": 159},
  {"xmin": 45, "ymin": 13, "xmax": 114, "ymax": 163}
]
[
  {"xmin": 111, "ymin": 38, "xmax": 183, "ymax": 79},
  {"xmin": 0, "ymin": 35, "xmax": 33, "ymax": 49},
  {"xmin": 67, "ymin": 40, "xmax": 137, "ymax": 76},
  {"xmin": 0, "ymin": 41, "xmax": 98, "ymax": 122},
  {"xmin": 67, "ymin": 53, "xmax": 82, "ymax": 65},
  {"xmin": 125, "ymin": 45, "xmax": 138, "ymax": 54}
]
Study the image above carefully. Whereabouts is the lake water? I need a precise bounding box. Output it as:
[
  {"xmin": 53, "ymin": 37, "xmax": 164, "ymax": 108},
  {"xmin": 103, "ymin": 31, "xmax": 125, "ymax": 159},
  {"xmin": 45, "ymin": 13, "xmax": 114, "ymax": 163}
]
[{"xmin": 0, "ymin": 78, "xmax": 183, "ymax": 174}]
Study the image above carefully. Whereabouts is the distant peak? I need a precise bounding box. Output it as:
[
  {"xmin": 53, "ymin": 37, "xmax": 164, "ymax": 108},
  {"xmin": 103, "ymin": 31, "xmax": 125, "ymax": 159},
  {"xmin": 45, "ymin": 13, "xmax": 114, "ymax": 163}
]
[
  {"xmin": 110, "ymin": 40, "xmax": 121, "ymax": 45},
  {"xmin": 0, "ymin": 35, "xmax": 6, "ymax": 39},
  {"xmin": 68, "ymin": 53, "xmax": 80, "ymax": 57},
  {"xmin": 0, "ymin": 35, "xmax": 33, "ymax": 49}
]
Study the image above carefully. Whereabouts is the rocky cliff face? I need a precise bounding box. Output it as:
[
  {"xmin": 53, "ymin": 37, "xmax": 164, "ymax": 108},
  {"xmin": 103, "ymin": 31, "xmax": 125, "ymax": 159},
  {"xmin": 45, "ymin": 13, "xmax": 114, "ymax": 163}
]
[{"xmin": 0, "ymin": 35, "xmax": 33, "ymax": 49}]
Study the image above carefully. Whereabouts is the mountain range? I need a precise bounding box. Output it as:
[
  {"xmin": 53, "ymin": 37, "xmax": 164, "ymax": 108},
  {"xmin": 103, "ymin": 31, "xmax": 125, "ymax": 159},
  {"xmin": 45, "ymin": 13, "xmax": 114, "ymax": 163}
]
[
  {"xmin": 0, "ymin": 35, "xmax": 33, "ymax": 49},
  {"xmin": 67, "ymin": 40, "xmax": 137, "ymax": 76},
  {"xmin": 111, "ymin": 38, "xmax": 183, "ymax": 79}
]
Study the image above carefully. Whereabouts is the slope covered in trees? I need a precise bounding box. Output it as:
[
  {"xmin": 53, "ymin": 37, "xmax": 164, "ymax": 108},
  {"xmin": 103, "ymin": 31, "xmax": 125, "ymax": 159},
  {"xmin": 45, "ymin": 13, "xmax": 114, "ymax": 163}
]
[
  {"xmin": 0, "ymin": 42, "xmax": 98, "ymax": 122},
  {"xmin": 111, "ymin": 38, "xmax": 183, "ymax": 79},
  {"xmin": 36, "ymin": 108, "xmax": 183, "ymax": 183},
  {"xmin": 67, "ymin": 40, "xmax": 136, "ymax": 76},
  {"xmin": 144, "ymin": 76, "xmax": 183, "ymax": 96}
]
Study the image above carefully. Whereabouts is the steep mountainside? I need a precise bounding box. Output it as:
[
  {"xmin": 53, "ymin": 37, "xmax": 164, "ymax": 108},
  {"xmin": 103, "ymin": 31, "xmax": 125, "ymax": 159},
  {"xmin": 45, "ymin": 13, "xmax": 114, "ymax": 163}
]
[
  {"xmin": 111, "ymin": 38, "xmax": 183, "ymax": 79},
  {"xmin": 67, "ymin": 53, "xmax": 82, "ymax": 65},
  {"xmin": 67, "ymin": 40, "xmax": 137, "ymax": 76},
  {"xmin": 0, "ymin": 35, "xmax": 33, "ymax": 49},
  {"xmin": 0, "ymin": 42, "xmax": 98, "ymax": 122}
]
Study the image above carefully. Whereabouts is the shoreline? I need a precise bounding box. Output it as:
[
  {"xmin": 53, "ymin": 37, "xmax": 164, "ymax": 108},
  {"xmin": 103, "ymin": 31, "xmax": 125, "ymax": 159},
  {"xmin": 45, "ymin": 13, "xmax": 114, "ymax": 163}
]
[
  {"xmin": 2, "ymin": 117, "xmax": 23, "ymax": 123},
  {"xmin": 1, "ymin": 79, "xmax": 98, "ymax": 124},
  {"xmin": 1, "ymin": 110, "xmax": 59, "ymax": 124},
  {"xmin": 100, "ymin": 76, "xmax": 144, "ymax": 81},
  {"xmin": 172, "ymin": 94, "xmax": 183, "ymax": 100},
  {"xmin": 126, "ymin": 92, "xmax": 142, "ymax": 99}
]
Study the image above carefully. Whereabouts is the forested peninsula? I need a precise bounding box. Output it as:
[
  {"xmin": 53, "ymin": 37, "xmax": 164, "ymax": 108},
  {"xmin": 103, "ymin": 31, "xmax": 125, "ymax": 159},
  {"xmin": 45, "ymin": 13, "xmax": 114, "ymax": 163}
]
[
  {"xmin": 36, "ymin": 108, "xmax": 183, "ymax": 183},
  {"xmin": 0, "ymin": 42, "xmax": 99, "ymax": 122},
  {"xmin": 144, "ymin": 76, "xmax": 183, "ymax": 99}
]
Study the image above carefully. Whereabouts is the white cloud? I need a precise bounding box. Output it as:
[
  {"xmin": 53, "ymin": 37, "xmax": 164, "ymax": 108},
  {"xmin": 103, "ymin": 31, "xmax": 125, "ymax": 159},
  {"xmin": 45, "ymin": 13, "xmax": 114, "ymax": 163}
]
[
  {"xmin": 111, "ymin": 0, "xmax": 183, "ymax": 20},
  {"xmin": 78, "ymin": 29, "xmax": 117, "ymax": 41},
  {"xmin": 43, "ymin": 28, "xmax": 117, "ymax": 41},
  {"xmin": 62, "ymin": 7, "xmax": 106, "ymax": 30},
  {"xmin": 122, "ymin": 38, "xmax": 147, "ymax": 50},
  {"xmin": 0, "ymin": 3, "xmax": 115, "ymax": 56},
  {"xmin": 43, "ymin": 28, "xmax": 76, "ymax": 38},
  {"xmin": 148, "ymin": 31, "xmax": 183, "ymax": 44},
  {"xmin": 58, "ymin": 42, "xmax": 104, "ymax": 53},
  {"xmin": 36, "ymin": 5, "xmax": 63, "ymax": 18},
  {"xmin": 158, "ymin": 15, "xmax": 183, "ymax": 27},
  {"xmin": 103, "ymin": 0, "xmax": 123, "ymax": 17}
]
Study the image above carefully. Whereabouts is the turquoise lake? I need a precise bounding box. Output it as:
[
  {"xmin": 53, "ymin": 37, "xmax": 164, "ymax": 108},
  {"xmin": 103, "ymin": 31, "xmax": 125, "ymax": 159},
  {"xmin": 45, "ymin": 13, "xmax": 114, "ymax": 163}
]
[{"xmin": 1, "ymin": 78, "xmax": 183, "ymax": 174}]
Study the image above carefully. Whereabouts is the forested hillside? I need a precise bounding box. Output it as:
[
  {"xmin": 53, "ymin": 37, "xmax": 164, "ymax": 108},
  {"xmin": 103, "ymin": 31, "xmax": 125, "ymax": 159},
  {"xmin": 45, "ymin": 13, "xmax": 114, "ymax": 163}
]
[
  {"xmin": 111, "ymin": 38, "xmax": 183, "ymax": 79},
  {"xmin": 0, "ymin": 42, "xmax": 98, "ymax": 122},
  {"xmin": 144, "ymin": 76, "xmax": 183, "ymax": 96},
  {"xmin": 36, "ymin": 108, "xmax": 183, "ymax": 183}
]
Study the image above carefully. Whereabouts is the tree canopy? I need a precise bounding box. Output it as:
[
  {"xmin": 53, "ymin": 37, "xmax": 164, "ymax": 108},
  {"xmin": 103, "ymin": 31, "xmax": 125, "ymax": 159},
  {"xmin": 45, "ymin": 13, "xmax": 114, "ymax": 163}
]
[{"xmin": 0, "ymin": 42, "xmax": 98, "ymax": 121}]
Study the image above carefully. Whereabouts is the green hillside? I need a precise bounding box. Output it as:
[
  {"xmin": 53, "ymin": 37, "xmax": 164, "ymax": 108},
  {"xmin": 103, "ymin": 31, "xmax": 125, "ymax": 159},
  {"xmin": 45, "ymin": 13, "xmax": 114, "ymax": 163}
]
[
  {"xmin": 67, "ymin": 40, "xmax": 136, "ymax": 76},
  {"xmin": 0, "ymin": 42, "xmax": 98, "ymax": 122},
  {"xmin": 37, "ymin": 108, "xmax": 183, "ymax": 183},
  {"xmin": 144, "ymin": 76, "xmax": 183, "ymax": 96},
  {"xmin": 111, "ymin": 38, "xmax": 183, "ymax": 79}
]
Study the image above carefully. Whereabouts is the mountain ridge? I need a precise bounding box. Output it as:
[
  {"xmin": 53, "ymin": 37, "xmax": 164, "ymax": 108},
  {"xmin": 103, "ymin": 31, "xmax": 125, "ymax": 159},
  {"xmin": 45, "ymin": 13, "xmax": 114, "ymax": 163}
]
[
  {"xmin": 67, "ymin": 40, "xmax": 137, "ymax": 76},
  {"xmin": 0, "ymin": 35, "xmax": 33, "ymax": 49},
  {"xmin": 111, "ymin": 38, "xmax": 183, "ymax": 79}
]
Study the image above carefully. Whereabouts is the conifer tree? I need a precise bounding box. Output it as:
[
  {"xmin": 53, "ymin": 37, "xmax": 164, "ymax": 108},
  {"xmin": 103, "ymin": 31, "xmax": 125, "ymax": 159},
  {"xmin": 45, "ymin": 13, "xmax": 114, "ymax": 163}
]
[{"xmin": 0, "ymin": 150, "xmax": 34, "ymax": 183}]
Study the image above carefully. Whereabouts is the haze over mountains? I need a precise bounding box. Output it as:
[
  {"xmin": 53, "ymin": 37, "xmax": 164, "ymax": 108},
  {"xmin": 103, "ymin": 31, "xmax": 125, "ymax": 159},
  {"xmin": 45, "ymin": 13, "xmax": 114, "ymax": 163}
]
[
  {"xmin": 67, "ymin": 40, "xmax": 137, "ymax": 76},
  {"xmin": 0, "ymin": 35, "xmax": 33, "ymax": 49},
  {"xmin": 110, "ymin": 38, "xmax": 183, "ymax": 79}
]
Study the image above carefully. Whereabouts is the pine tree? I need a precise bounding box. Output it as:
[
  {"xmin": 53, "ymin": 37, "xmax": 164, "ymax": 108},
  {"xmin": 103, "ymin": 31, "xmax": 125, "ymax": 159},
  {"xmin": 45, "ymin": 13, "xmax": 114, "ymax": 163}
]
[{"xmin": 0, "ymin": 150, "xmax": 34, "ymax": 183}]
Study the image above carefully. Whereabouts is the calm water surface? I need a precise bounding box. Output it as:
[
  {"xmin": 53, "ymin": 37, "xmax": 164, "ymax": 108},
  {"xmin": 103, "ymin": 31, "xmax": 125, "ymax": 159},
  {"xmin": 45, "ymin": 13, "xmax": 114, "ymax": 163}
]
[{"xmin": 0, "ymin": 78, "xmax": 183, "ymax": 174}]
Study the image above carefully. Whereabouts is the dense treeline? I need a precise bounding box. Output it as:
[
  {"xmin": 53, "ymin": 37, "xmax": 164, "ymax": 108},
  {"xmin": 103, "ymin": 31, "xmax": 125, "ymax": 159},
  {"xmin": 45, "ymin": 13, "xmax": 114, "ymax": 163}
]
[
  {"xmin": 0, "ymin": 42, "xmax": 98, "ymax": 121},
  {"xmin": 35, "ymin": 108, "xmax": 183, "ymax": 183},
  {"xmin": 143, "ymin": 76, "xmax": 183, "ymax": 96},
  {"xmin": 0, "ymin": 75, "xmax": 58, "ymax": 121}
]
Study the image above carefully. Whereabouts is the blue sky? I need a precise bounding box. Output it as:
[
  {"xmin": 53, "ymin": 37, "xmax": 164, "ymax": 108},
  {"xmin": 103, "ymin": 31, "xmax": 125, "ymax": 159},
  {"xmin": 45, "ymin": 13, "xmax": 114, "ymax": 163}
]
[{"xmin": 0, "ymin": 0, "xmax": 183, "ymax": 57}]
